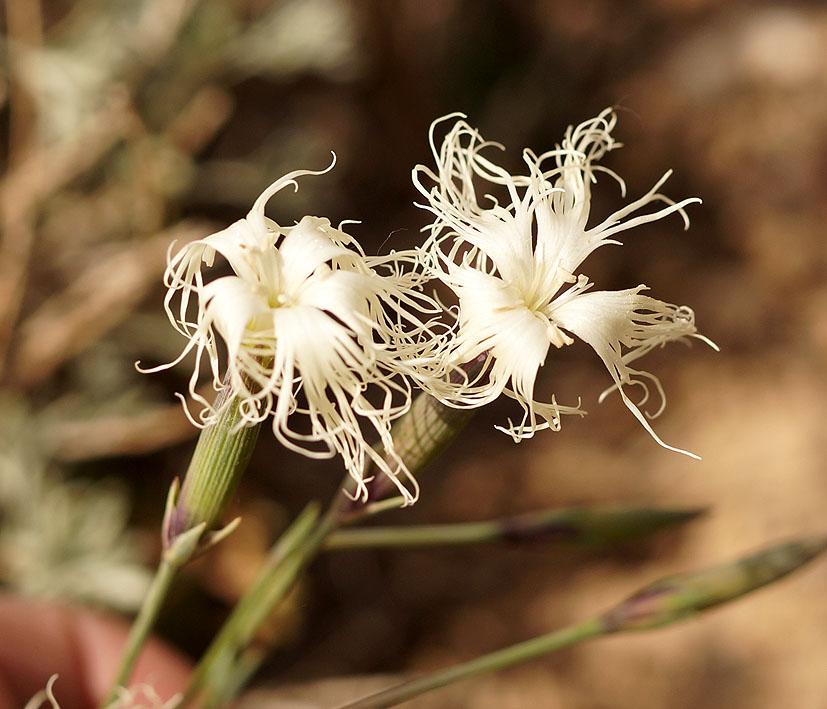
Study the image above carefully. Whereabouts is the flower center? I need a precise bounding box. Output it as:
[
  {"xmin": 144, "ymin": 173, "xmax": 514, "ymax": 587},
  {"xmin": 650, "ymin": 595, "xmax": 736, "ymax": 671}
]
[
  {"xmin": 523, "ymin": 263, "xmax": 576, "ymax": 349},
  {"xmin": 267, "ymin": 291, "xmax": 290, "ymax": 309}
]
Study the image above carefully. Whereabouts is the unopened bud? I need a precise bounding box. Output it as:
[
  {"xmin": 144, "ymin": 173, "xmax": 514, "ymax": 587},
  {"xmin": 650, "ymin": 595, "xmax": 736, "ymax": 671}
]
[{"xmin": 601, "ymin": 535, "xmax": 827, "ymax": 633}]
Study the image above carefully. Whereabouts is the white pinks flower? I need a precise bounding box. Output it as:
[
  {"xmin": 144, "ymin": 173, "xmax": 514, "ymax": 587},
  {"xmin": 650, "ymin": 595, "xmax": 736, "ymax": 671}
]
[
  {"xmin": 146, "ymin": 160, "xmax": 442, "ymax": 504},
  {"xmin": 413, "ymin": 109, "xmax": 717, "ymax": 455}
]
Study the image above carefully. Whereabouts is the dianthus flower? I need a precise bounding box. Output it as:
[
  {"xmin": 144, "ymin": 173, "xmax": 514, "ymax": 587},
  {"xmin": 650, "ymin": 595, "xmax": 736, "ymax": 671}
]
[
  {"xmin": 413, "ymin": 109, "xmax": 716, "ymax": 455},
  {"xmin": 145, "ymin": 161, "xmax": 443, "ymax": 504}
]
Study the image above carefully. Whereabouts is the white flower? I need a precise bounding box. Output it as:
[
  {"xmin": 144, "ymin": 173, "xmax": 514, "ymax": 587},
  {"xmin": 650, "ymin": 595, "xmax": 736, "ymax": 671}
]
[
  {"xmin": 413, "ymin": 109, "xmax": 717, "ymax": 455},
  {"xmin": 145, "ymin": 160, "xmax": 443, "ymax": 504}
]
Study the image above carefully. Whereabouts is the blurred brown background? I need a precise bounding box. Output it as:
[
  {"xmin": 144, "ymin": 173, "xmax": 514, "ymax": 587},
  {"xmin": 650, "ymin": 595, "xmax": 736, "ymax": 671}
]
[{"xmin": 2, "ymin": 1, "xmax": 826, "ymax": 707}]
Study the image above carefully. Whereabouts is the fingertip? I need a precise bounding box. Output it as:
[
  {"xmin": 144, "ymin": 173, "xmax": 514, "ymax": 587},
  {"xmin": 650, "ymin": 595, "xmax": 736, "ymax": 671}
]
[
  {"xmin": 72, "ymin": 608, "xmax": 192, "ymax": 704},
  {"xmin": 0, "ymin": 595, "xmax": 191, "ymax": 708}
]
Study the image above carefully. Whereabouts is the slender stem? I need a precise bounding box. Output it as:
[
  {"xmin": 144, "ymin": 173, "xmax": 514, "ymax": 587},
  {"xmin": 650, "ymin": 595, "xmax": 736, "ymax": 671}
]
[
  {"xmin": 99, "ymin": 557, "xmax": 180, "ymax": 708},
  {"xmin": 204, "ymin": 646, "xmax": 265, "ymax": 709},
  {"xmin": 327, "ymin": 520, "xmax": 500, "ymax": 549},
  {"xmin": 339, "ymin": 533, "xmax": 827, "ymax": 708},
  {"xmin": 103, "ymin": 380, "xmax": 260, "ymax": 707},
  {"xmin": 190, "ymin": 487, "xmax": 408, "ymax": 707},
  {"xmin": 326, "ymin": 506, "xmax": 705, "ymax": 550},
  {"xmin": 181, "ymin": 503, "xmax": 327, "ymax": 706},
  {"xmin": 186, "ymin": 361, "xmax": 489, "ymax": 705},
  {"xmin": 338, "ymin": 619, "xmax": 606, "ymax": 709}
]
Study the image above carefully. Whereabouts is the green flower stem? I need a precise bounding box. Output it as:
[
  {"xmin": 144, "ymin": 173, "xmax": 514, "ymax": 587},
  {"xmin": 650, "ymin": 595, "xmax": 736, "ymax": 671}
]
[
  {"xmin": 203, "ymin": 646, "xmax": 265, "ymax": 709},
  {"xmin": 326, "ymin": 506, "xmax": 705, "ymax": 550},
  {"xmin": 100, "ymin": 522, "xmax": 206, "ymax": 709},
  {"xmin": 100, "ymin": 558, "xmax": 180, "ymax": 708},
  {"xmin": 103, "ymin": 382, "xmax": 261, "ymax": 707},
  {"xmin": 181, "ymin": 503, "xmax": 325, "ymax": 706},
  {"xmin": 184, "ymin": 360, "xmax": 489, "ymax": 705},
  {"xmin": 338, "ymin": 619, "xmax": 606, "ymax": 709},
  {"xmin": 339, "ymin": 534, "xmax": 827, "ymax": 709}
]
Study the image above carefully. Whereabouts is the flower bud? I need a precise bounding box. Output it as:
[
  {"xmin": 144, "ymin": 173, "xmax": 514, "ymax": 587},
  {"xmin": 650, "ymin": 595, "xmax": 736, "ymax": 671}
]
[{"xmin": 600, "ymin": 535, "xmax": 827, "ymax": 633}]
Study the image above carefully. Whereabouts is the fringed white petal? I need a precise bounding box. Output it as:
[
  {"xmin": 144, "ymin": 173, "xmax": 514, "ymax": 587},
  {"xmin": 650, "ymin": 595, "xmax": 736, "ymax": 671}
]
[
  {"xmin": 279, "ymin": 216, "xmax": 357, "ymax": 291},
  {"xmin": 414, "ymin": 109, "xmax": 714, "ymax": 453},
  {"xmin": 149, "ymin": 167, "xmax": 448, "ymax": 505}
]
